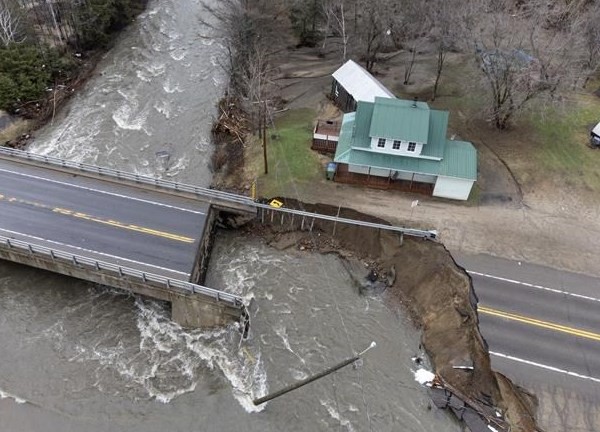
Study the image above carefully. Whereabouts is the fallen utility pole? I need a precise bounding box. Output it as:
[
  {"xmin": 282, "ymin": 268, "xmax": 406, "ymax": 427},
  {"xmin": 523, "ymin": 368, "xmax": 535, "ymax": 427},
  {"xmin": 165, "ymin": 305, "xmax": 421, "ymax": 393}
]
[{"xmin": 253, "ymin": 341, "xmax": 376, "ymax": 406}]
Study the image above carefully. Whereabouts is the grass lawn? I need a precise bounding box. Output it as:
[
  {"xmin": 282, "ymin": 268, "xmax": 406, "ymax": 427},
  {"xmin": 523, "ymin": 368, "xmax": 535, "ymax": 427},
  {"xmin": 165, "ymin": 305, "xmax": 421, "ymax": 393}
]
[
  {"xmin": 251, "ymin": 108, "xmax": 325, "ymax": 198},
  {"xmin": 529, "ymin": 94, "xmax": 600, "ymax": 192}
]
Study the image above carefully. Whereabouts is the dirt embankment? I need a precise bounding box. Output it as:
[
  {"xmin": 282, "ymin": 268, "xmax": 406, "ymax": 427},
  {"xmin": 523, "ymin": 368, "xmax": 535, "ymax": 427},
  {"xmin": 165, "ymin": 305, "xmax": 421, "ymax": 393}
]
[{"xmin": 223, "ymin": 199, "xmax": 539, "ymax": 431}]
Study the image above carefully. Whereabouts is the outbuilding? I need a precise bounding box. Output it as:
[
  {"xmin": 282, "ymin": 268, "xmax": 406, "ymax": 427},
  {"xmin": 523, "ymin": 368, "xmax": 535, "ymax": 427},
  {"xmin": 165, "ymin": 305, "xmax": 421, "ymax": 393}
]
[{"xmin": 330, "ymin": 60, "xmax": 395, "ymax": 112}]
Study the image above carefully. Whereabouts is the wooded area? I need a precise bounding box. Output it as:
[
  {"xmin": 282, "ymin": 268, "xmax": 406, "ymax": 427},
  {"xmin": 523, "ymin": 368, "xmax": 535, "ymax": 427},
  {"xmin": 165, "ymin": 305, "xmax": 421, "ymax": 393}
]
[
  {"xmin": 0, "ymin": 0, "xmax": 147, "ymax": 113},
  {"xmin": 207, "ymin": 0, "xmax": 600, "ymax": 130}
]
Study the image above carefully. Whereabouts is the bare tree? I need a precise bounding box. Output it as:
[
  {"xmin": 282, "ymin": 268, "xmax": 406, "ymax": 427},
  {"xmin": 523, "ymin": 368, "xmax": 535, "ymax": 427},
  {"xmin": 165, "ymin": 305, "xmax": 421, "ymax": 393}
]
[
  {"xmin": 0, "ymin": 0, "xmax": 24, "ymax": 46},
  {"xmin": 428, "ymin": 0, "xmax": 463, "ymax": 100},
  {"xmin": 322, "ymin": 0, "xmax": 349, "ymax": 61},
  {"xmin": 201, "ymin": 0, "xmax": 280, "ymax": 130},
  {"xmin": 467, "ymin": 5, "xmax": 576, "ymax": 129},
  {"xmin": 356, "ymin": 0, "xmax": 388, "ymax": 72},
  {"xmin": 574, "ymin": 3, "xmax": 600, "ymax": 88}
]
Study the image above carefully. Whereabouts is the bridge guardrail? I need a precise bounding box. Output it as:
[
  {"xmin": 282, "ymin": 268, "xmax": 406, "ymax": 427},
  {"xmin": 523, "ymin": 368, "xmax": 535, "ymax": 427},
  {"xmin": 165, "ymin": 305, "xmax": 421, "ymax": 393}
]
[
  {"xmin": 0, "ymin": 147, "xmax": 437, "ymax": 239},
  {"xmin": 0, "ymin": 147, "xmax": 256, "ymax": 207},
  {"xmin": 255, "ymin": 203, "xmax": 438, "ymax": 240},
  {"xmin": 0, "ymin": 234, "xmax": 244, "ymax": 308}
]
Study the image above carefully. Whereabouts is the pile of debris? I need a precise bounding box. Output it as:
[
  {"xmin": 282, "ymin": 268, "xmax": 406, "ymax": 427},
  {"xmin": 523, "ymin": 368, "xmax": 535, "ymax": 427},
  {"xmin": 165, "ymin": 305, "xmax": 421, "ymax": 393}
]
[{"xmin": 210, "ymin": 96, "xmax": 248, "ymax": 179}]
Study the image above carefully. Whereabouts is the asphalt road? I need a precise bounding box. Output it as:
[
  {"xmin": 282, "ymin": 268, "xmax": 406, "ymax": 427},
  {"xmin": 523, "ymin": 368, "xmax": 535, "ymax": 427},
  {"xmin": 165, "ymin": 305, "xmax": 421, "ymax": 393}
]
[
  {"xmin": 452, "ymin": 252, "xmax": 600, "ymax": 431},
  {"xmin": 0, "ymin": 158, "xmax": 209, "ymax": 280}
]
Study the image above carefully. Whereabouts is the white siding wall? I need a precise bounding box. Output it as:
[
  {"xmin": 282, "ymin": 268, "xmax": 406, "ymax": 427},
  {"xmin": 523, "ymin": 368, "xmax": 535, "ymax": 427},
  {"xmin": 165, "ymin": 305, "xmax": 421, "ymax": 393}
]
[
  {"xmin": 413, "ymin": 173, "xmax": 436, "ymax": 184},
  {"xmin": 433, "ymin": 176, "xmax": 475, "ymax": 201},
  {"xmin": 369, "ymin": 167, "xmax": 391, "ymax": 177},
  {"xmin": 369, "ymin": 137, "xmax": 423, "ymax": 156},
  {"xmin": 348, "ymin": 164, "xmax": 369, "ymax": 174},
  {"xmin": 391, "ymin": 170, "xmax": 413, "ymax": 181}
]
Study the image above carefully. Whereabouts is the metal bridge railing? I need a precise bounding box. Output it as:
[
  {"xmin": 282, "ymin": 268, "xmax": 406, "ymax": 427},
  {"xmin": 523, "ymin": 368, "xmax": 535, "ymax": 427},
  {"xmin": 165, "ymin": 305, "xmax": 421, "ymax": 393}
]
[
  {"xmin": 0, "ymin": 234, "xmax": 244, "ymax": 308},
  {"xmin": 255, "ymin": 203, "xmax": 438, "ymax": 240},
  {"xmin": 0, "ymin": 147, "xmax": 437, "ymax": 239},
  {"xmin": 0, "ymin": 147, "xmax": 256, "ymax": 207}
]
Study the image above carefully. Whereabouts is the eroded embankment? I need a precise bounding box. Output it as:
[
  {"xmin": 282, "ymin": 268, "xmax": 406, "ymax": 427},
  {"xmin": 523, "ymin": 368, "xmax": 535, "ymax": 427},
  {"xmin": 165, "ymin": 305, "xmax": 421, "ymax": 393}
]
[{"xmin": 223, "ymin": 199, "xmax": 539, "ymax": 431}]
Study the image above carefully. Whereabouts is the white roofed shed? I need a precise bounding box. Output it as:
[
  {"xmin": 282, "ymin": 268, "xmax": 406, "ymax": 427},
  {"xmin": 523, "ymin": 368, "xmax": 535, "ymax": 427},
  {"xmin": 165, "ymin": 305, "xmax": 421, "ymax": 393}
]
[{"xmin": 330, "ymin": 60, "xmax": 395, "ymax": 112}]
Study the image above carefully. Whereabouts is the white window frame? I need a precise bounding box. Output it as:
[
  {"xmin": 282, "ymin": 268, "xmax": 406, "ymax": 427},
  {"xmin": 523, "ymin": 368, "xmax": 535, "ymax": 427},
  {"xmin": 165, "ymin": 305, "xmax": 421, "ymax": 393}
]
[
  {"xmin": 407, "ymin": 142, "xmax": 417, "ymax": 152},
  {"xmin": 392, "ymin": 140, "xmax": 401, "ymax": 150},
  {"xmin": 377, "ymin": 138, "xmax": 386, "ymax": 148}
]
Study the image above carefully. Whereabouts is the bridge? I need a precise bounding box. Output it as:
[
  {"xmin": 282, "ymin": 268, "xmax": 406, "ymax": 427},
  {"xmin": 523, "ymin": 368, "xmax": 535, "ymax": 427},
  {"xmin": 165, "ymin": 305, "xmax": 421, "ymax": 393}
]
[
  {"xmin": 0, "ymin": 147, "xmax": 437, "ymax": 333},
  {"xmin": 0, "ymin": 147, "xmax": 256, "ymax": 332}
]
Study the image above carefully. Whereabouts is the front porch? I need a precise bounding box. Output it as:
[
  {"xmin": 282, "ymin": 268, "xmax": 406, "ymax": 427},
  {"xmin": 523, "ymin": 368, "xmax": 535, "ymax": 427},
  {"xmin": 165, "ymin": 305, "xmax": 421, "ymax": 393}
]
[{"xmin": 333, "ymin": 164, "xmax": 435, "ymax": 195}]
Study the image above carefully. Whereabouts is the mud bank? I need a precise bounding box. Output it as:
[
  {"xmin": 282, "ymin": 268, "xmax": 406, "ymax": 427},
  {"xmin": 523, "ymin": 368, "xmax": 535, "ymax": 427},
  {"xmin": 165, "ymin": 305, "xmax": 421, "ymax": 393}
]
[{"xmin": 222, "ymin": 199, "xmax": 539, "ymax": 431}]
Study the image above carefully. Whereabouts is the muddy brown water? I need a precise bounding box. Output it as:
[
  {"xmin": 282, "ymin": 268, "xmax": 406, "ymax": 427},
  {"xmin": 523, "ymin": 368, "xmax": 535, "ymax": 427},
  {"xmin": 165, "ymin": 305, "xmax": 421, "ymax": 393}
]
[{"xmin": 0, "ymin": 0, "xmax": 461, "ymax": 430}]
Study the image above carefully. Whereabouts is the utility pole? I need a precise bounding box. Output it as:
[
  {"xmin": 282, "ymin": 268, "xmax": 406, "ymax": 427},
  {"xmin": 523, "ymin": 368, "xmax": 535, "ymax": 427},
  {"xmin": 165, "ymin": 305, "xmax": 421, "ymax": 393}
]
[
  {"xmin": 253, "ymin": 342, "xmax": 376, "ymax": 406},
  {"xmin": 262, "ymin": 100, "xmax": 268, "ymax": 175}
]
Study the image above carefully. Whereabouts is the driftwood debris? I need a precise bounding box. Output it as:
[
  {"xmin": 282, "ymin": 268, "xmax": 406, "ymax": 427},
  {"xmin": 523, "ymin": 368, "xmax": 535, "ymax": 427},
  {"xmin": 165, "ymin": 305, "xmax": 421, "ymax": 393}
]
[{"xmin": 212, "ymin": 97, "xmax": 248, "ymax": 145}]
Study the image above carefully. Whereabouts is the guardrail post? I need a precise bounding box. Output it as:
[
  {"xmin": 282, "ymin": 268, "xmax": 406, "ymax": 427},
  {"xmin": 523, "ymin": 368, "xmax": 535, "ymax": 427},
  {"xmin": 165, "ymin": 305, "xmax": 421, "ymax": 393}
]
[
  {"xmin": 142, "ymin": 273, "xmax": 147, "ymax": 282},
  {"xmin": 166, "ymin": 279, "xmax": 171, "ymax": 288},
  {"xmin": 50, "ymin": 250, "xmax": 55, "ymax": 260},
  {"xmin": 280, "ymin": 212, "xmax": 284, "ymax": 225},
  {"xmin": 6, "ymin": 239, "xmax": 11, "ymax": 248},
  {"xmin": 72, "ymin": 256, "xmax": 78, "ymax": 265},
  {"xmin": 95, "ymin": 261, "xmax": 100, "ymax": 270},
  {"xmin": 216, "ymin": 292, "xmax": 220, "ymax": 302},
  {"xmin": 28, "ymin": 244, "xmax": 33, "ymax": 254},
  {"xmin": 301, "ymin": 216, "xmax": 305, "ymax": 231},
  {"xmin": 332, "ymin": 205, "xmax": 341, "ymax": 236},
  {"xmin": 118, "ymin": 266, "xmax": 123, "ymax": 277},
  {"xmin": 310, "ymin": 213, "xmax": 316, "ymax": 232}
]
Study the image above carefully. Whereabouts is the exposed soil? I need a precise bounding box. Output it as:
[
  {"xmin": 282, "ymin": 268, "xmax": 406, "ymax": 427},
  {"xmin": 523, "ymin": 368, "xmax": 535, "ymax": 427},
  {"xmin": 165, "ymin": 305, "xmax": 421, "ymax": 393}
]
[
  {"xmin": 208, "ymin": 33, "xmax": 551, "ymax": 431},
  {"xmin": 223, "ymin": 199, "xmax": 539, "ymax": 431}
]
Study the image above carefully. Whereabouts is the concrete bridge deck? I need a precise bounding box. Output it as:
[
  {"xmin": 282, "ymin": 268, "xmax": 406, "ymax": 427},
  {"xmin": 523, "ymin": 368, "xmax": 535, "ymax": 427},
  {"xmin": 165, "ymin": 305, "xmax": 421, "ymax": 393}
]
[{"xmin": 0, "ymin": 148, "xmax": 251, "ymax": 330}]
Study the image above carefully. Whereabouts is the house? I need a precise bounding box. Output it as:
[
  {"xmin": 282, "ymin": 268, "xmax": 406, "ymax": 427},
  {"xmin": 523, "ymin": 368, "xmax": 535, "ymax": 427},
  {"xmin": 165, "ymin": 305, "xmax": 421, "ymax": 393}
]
[
  {"xmin": 332, "ymin": 97, "xmax": 477, "ymax": 201},
  {"xmin": 330, "ymin": 60, "xmax": 395, "ymax": 112}
]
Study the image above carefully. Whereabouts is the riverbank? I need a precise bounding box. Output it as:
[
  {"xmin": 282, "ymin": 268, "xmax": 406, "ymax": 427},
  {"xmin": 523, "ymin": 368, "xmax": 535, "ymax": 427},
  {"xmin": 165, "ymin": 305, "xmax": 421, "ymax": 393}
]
[
  {"xmin": 207, "ymin": 38, "xmax": 542, "ymax": 431},
  {"xmin": 225, "ymin": 200, "xmax": 538, "ymax": 431},
  {"xmin": 0, "ymin": 3, "xmax": 149, "ymax": 149}
]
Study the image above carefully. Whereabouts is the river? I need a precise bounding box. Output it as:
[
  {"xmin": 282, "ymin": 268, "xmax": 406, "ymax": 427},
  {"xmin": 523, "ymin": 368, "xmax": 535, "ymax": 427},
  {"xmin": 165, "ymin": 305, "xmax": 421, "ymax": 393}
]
[{"xmin": 0, "ymin": 1, "xmax": 460, "ymax": 431}]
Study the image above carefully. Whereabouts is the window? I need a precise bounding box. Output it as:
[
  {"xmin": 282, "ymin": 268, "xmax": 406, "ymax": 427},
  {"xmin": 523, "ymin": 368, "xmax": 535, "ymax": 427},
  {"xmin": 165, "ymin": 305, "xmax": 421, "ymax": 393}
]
[
  {"xmin": 377, "ymin": 138, "xmax": 386, "ymax": 148},
  {"xmin": 407, "ymin": 142, "xmax": 417, "ymax": 152},
  {"xmin": 392, "ymin": 140, "xmax": 401, "ymax": 150}
]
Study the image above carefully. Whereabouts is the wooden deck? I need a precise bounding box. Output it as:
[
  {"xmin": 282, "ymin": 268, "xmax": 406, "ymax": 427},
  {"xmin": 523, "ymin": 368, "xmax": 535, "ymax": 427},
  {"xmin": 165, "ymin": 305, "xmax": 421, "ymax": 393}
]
[
  {"xmin": 312, "ymin": 120, "xmax": 341, "ymax": 154},
  {"xmin": 334, "ymin": 164, "xmax": 435, "ymax": 195}
]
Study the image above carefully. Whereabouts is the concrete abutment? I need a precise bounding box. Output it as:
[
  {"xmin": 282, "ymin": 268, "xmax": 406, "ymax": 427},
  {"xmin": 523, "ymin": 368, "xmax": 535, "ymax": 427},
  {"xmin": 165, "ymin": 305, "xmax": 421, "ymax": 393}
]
[{"xmin": 0, "ymin": 245, "xmax": 244, "ymax": 330}]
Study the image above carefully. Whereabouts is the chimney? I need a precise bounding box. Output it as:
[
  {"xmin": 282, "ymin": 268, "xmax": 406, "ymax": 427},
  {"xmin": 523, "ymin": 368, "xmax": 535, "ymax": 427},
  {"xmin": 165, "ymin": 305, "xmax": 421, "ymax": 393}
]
[{"xmin": 412, "ymin": 97, "xmax": 418, "ymax": 108}]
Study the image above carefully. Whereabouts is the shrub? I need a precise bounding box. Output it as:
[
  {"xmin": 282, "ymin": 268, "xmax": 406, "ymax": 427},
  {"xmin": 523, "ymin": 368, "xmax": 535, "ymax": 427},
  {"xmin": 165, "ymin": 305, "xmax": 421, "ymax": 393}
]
[{"xmin": 0, "ymin": 44, "xmax": 75, "ymax": 112}]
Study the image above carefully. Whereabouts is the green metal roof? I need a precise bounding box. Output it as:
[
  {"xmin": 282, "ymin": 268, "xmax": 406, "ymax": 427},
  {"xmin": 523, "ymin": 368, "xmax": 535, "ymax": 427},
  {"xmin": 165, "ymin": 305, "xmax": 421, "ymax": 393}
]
[
  {"xmin": 334, "ymin": 104, "xmax": 477, "ymax": 181},
  {"xmin": 421, "ymin": 110, "xmax": 449, "ymax": 158},
  {"xmin": 438, "ymin": 140, "xmax": 477, "ymax": 180},
  {"xmin": 369, "ymin": 97, "xmax": 431, "ymax": 143}
]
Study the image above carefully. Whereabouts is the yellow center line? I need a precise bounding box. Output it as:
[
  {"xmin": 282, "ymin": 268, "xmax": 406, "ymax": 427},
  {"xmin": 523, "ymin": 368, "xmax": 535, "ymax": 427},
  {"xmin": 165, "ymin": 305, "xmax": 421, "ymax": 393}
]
[
  {"xmin": 479, "ymin": 305, "xmax": 600, "ymax": 342},
  {"xmin": 52, "ymin": 207, "xmax": 195, "ymax": 243},
  {"xmin": 0, "ymin": 193, "xmax": 194, "ymax": 243}
]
